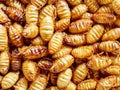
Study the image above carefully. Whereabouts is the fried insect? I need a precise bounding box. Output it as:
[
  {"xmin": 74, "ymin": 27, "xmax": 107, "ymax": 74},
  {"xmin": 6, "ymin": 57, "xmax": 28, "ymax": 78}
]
[
  {"xmin": 22, "ymin": 60, "xmax": 39, "ymax": 81},
  {"xmin": 67, "ymin": 0, "xmax": 82, "ymax": 6},
  {"xmin": 22, "ymin": 23, "xmax": 38, "ymax": 38},
  {"xmin": 14, "ymin": 77, "xmax": 28, "ymax": 90},
  {"xmin": 40, "ymin": 16, "xmax": 54, "ymax": 42},
  {"xmin": 71, "ymin": 4, "xmax": 88, "ymax": 20},
  {"xmin": 69, "ymin": 19, "xmax": 93, "ymax": 34},
  {"xmin": 87, "ymin": 55, "xmax": 112, "ymax": 70},
  {"xmin": 0, "ymin": 24, "xmax": 8, "ymax": 51},
  {"xmin": 97, "ymin": 6, "xmax": 113, "ymax": 13},
  {"xmin": 64, "ymin": 81, "xmax": 76, "ymax": 90},
  {"xmin": 81, "ymin": 12, "xmax": 93, "ymax": 19},
  {"xmin": 48, "ymin": 32, "xmax": 63, "ymax": 54},
  {"xmin": 2, "ymin": 6, "xmax": 24, "ymax": 22},
  {"xmin": 46, "ymin": 86, "xmax": 59, "ymax": 90},
  {"xmin": 99, "ymin": 41, "xmax": 120, "ymax": 52},
  {"xmin": 38, "ymin": 57, "xmax": 53, "ymax": 70},
  {"xmin": 112, "ymin": 57, "xmax": 120, "ymax": 65},
  {"xmin": 73, "ymin": 63, "xmax": 88, "ymax": 84},
  {"xmin": 77, "ymin": 79, "xmax": 97, "ymax": 90},
  {"xmin": 98, "ymin": 0, "xmax": 113, "ymax": 5},
  {"xmin": 8, "ymin": 25, "xmax": 24, "ymax": 47},
  {"xmin": 50, "ymin": 55, "xmax": 74, "ymax": 73},
  {"xmin": 28, "ymin": 74, "xmax": 48, "ymax": 90},
  {"xmin": 55, "ymin": 19, "xmax": 70, "ymax": 32},
  {"xmin": 48, "ymin": 0, "xmax": 57, "ymax": 4},
  {"xmin": 96, "ymin": 75, "xmax": 120, "ymax": 90},
  {"xmin": 0, "ymin": 9, "xmax": 10, "ymax": 23},
  {"xmin": 64, "ymin": 34, "xmax": 86, "ymax": 46},
  {"xmin": 25, "ymin": 4, "xmax": 38, "ymax": 24},
  {"xmin": 1, "ymin": 72, "xmax": 19, "ymax": 89},
  {"xmin": 102, "ymin": 28, "xmax": 120, "ymax": 41},
  {"xmin": 92, "ymin": 12, "xmax": 116, "ymax": 24},
  {"xmin": 52, "ymin": 45, "xmax": 72, "ymax": 59},
  {"xmin": 13, "ymin": 22, "xmax": 23, "ymax": 34},
  {"xmin": 84, "ymin": 0, "xmax": 99, "ymax": 13},
  {"xmin": 56, "ymin": 0, "xmax": 71, "ymax": 19},
  {"xmin": 30, "ymin": 0, "xmax": 47, "ymax": 9},
  {"xmin": 86, "ymin": 24, "xmax": 104, "ymax": 44},
  {"xmin": 0, "ymin": 50, "xmax": 10, "ymax": 75},
  {"xmin": 57, "ymin": 68, "xmax": 72, "ymax": 88},
  {"xmin": 31, "ymin": 36, "xmax": 44, "ymax": 46},
  {"xmin": 39, "ymin": 5, "xmax": 56, "ymax": 22},
  {"xmin": 112, "ymin": 0, "xmax": 120, "ymax": 15},
  {"xmin": 71, "ymin": 46, "xmax": 94, "ymax": 59},
  {"xmin": 20, "ymin": 45, "xmax": 48, "ymax": 60}
]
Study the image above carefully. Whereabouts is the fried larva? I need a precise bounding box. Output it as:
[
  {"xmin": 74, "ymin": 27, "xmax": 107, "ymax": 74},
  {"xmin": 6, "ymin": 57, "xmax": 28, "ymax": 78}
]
[
  {"xmin": 69, "ymin": 19, "xmax": 93, "ymax": 34},
  {"xmin": 25, "ymin": 4, "xmax": 38, "ymax": 24},
  {"xmin": 112, "ymin": 57, "xmax": 120, "ymax": 65},
  {"xmin": 31, "ymin": 36, "xmax": 44, "ymax": 46},
  {"xmin": 57, "ymin": 68, "xmax": 72, "ymax": 88},
  {"xmin": 87, "ymin": 55, "xmax": 112, "ymax": 70},
  {"xmin": 40, "ymin": 16, "xmax": 54, "ymax": 42},
  {"xmin": 81, "ymin": 12, "xmax": 93, "ymax": 19},
  {"xmin": 13, "ymin": 22, "xmax": 23, "ymax": 34},
  {"xmin": 99, "ymin": 41, "xmax": 120, "ymax": 52},
  {"xmin": 48, "ymin": 32, "xmax": 63, "ymax": 54},
  {"xmin": 64, "ymin": 34, "xmax": 86, "ymax": 46},
  {"xmin": 73, "ymin": 63, "xmax": 88, "ymax": 84},
  {"xmin": 71, "ymin": 46, "xmax": 94, "ymax": 59},
  {"xmin": 77, "ymin": 79, "xmax": 97, "ymax": 90},
  {"xmin": 92, "ymin": 12, "xmax": 116, "ymax": 24},
  {"xmin": 52, "ymin": 45, "xmax": 72, "ymax": 59},
  {"xmin": 1, "ymin": 72, "xmax": 19, "ymax": 89},
  {"xmin": 64, "ymin": 81, "xmax": 76, "ymax": 90},
  {"xmin": 55, "ymin": 19, "xmax": 70, "ymax": 32},
  {"xmin": 84, "ymin": 0, "xmax": 99, "ymax": 13},
  {"xmin": 50, "ymin": 55, "xmax": 74, "ymax": 73},
  {"xmin": 71, "ymin": 4, "xmax": 88, "ymax": 20},
  {"xmin": 56, "ymin": 0, "xmax": 70, "ymax": 19},
  {"xmin": 102, "ymin": 28, "xmax": 120, "ymax": 41},
  {"xmin": 112, "ymin": 0, "xmax": 120, "ymax": 15},
  {"xmin": 22, "ymin": 23, "xmax": 38, "ymax": 38},
  {"xmin": 8, "ymin": 25, "xmax": 24, "ymax": 47},
  {"xmin": 0, "ymin": 50, "xmax": 10, "ymax": 75},
  {"xmin": 14, "ymin": 77, "xmax": 28, "ymax": 90},
  {"xmin": 0, "ymin": 24, "xmax": 8, "ymax": 51},
  {"xmin": 67, "ymin": 0, "xmax": 82, "ymax": 6},
  {"xmin": 97, "ymin": 6, "xmax": 113, "ymax": 13},
  {"xmin": 30, "ymin": 0, "xmax": 47, "ymax": 9},
  {"xmin": 28, "ymin": 74, "xmax": 48, "ymax": 90},
  {"xmin": 22, "ymin": 60, "xmax": 39, "ymax": 81},
  {"xmin": 98, "ymin": 0, "xmax": 113, "ymax": 5},
  {"xmin": 86, "ymin": 24, "xmax": 104, "ymax": 44},
  {"xmin": 20, "ymin": 45, "xmax": 48, "ymax": 60}
]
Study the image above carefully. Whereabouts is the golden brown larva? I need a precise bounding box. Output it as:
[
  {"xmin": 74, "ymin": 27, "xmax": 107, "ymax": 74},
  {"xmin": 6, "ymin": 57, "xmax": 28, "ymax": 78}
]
[
  {"xmin": 67, "ymin": 0, "xmax": 82, "ymax": 6},
  {"xmin": 28, "ymin": 74, "xmax": 48, "ymax": 90},
  {"xmin": 14, "ymin": 77, "xmax": 28, "ymax": 90},
  {"xmin": 73, "ymin": 63, "xmax": 88, "ymax": 84},
  {"xmin": 57, "ymin": 68, "xmax": 72, "ymax": 88},
  {"xmin": 112, "ymin": 0, "xmax": 120, "ymax": 15},
  {"xmin": 31, "ymin": 36, "xmax": 44, "ymax": 46},
  {"xmin": 40, "ymin": 16, "xmax": 54, "ymax": 42},
  {"xmin": 50, "ymin": 54, "xmax": 74, "ymax": 73},
  {"xmin": 71, "ymin": 4, "xmax": 88, "ymax": 20},
  {"xmin": 97, "ymin": 6, "xmax": 113, "ymax": 13},
  {"xmin": 81, "ymin": 12, "xmax": 93, "ymax": 19},
  {"xmin": 112, "ymin": 57, "xmax": 120, "ymax": 65},
  {"xmin": 22, "ymin": 60, "xmax": 39, "ymax": 81},
  {"xmin": 1, "ymin": 72, "xmax": 19, "ymax": 89},
  {"xmin": 22, "ymin": 23, "xmax": 39, "ymax": 38},
  {"xmin": 13, "ymin": 22, "xmax": 23, "ymax": 34},
  {"xmin": 0, "ymin": 24, "xmax": 8, "ymax": 51},
  {"xmin": 64, "ymin": 81, "xmax": 76, "ymax": 90},
  {"xmin": 98, "ymin": 0, "xmax": 113, "ymax": 5}
]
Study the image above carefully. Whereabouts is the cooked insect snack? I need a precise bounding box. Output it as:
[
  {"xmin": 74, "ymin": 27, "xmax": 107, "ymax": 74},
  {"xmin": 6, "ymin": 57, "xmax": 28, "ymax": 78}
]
[{"xmin": 0, "ymin": 0, "xmax": 120, "ymax": 89}]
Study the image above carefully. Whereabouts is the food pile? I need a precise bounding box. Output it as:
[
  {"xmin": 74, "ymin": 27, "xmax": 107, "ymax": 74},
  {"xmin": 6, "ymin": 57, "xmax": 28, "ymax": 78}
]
[{"xmin": 0, "ymin": 0, "xmax": 120, "ymax": 90}]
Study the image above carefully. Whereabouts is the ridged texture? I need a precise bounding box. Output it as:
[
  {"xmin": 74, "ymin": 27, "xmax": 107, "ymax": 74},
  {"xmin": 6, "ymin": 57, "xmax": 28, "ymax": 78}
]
[
  {"xmin": 0, "ymin": 24, "xmax": 8, "ymax": 51},
  {"xmin": 1, "ymin": 72, "xmax": 19, "ymax": 89},
  {"xmin": 87, "ymin": 55, "xmax": 112, "ymax": 70},
  {"xmin": 86, "ymin": 24, "xmax": 104, "ymax": 44},
  {"xmin": 84, "ymin": 0, "xmax": 99, "ymax": 13},
  {"xmin": 97, "ymin": 6, "xmax": 113, "ymax": 13},
  {"xmin": 77, "ymin": 79, "xmax": 97, "ymax": 90},
  {"xmin": 73, "ymin": 63, "xmax": 88, "ymax": 84},
  {"xmin": 112, "ymin": 57, "xmax": 120, "ymax": 65},
  {"xmin": 31, "ymin": 36, "xmax": 44, "ymax": 45},
  {"xmin": 13, "ymin": 22, "xmax": 23, "ymax": 34},
  {"xmin": 28, "ymin": 74, "xmax": 48, "ymax": 90},
  {"xmin": 71, "ymin": 4, "xmax": 88, "ymax": 20},
  {"xmin": 67, "ymin": 0, "xmax": 82, "ymax": 6},
  {"xmin": 23, "ymin": 23, "xmax": 38, "ymax": 38},
  {"xmin": 71, "ymin": 46, "xmax": 94, "ymax": 59},
  {"xmin": 57, "ymin": 68, "xmax": 72, "ymax": 88},
  {"xmin": 48, "ymin": 32, "xmax": 63, "ymax": 54},
  {"xmin": 98, "ymin": 0, "xmax": 113, "ymax": 5},
  {"xmin": 50, "ymin": 55, "xmax": 74, "ymax": 73},
  {"xmin": 25, "ymin": 4, "xmax": 38, "ymax": 24},
  {"xmin": 69, "ymin": 19, "xmax": 93, "ymax": 34},
  {"xmin": 40, "ymin": 16, "xmax": 54, "ymax": 42},
  {"xmin": 65, "ymin": 34, "xmax": 86, "ymax": 46},
  {"xmin": 102, "ymin": 28, "xmax": 120, "ymax": 41},
  {"xmin": 65, "ymin": 81, "xmax": 76, "ymax": 90},
  {"xmin": 81, "ymin": 12, "xmax": 93, "ymax": 19}
]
